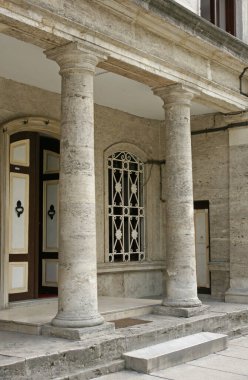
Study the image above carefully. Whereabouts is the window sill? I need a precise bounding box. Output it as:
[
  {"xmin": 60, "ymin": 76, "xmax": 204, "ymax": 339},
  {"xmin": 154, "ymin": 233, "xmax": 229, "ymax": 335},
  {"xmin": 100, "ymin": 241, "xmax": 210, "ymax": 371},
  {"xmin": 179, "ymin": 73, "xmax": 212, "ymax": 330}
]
[{"xmin": 97, "ymin": 261, "xmax": 165, "ymax": 274}]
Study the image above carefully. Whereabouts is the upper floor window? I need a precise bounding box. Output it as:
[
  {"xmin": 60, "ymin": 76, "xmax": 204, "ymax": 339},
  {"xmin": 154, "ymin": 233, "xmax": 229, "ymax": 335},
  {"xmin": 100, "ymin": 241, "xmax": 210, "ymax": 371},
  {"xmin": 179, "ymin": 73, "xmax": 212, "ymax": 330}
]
[
  {"xmin": 107, "ymin": 151, "xmax": 145, "ymax": 263},
  {"xmin": 201, "ymin": 0, "xmax": 236, "ymax": 36}
]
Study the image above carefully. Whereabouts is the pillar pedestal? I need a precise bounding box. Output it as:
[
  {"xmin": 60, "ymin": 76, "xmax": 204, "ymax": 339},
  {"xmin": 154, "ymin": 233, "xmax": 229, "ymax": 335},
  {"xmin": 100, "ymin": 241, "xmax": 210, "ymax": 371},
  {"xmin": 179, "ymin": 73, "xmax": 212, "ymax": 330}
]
[{"xmin": 41, "ymin": 321, "xmax": 115, "ymax": 340}]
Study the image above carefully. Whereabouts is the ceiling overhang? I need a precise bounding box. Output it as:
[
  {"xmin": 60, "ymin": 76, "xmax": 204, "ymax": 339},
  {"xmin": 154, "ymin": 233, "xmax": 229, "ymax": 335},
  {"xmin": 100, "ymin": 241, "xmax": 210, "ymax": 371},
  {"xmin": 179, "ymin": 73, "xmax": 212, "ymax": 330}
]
[{"xmin": 0, "ymin": 0, "xmax": 247, "ymax": 117}]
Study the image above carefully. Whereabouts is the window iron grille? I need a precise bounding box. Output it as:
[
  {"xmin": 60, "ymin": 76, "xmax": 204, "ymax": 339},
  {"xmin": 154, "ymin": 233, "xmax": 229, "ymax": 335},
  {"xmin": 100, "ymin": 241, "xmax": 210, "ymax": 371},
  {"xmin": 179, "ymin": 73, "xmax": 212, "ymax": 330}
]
[{"xmin": 107, "ymin": 151, "xmax": 145, "ymax": 263}]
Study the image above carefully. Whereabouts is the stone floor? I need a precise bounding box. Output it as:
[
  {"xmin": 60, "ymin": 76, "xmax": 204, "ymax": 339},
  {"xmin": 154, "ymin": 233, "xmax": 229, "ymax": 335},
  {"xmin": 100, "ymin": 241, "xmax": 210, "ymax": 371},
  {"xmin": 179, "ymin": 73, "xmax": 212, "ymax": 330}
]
[
  {"xmin": 0, "ymin": 302, "xmax": 239, "ymax": 355},
  {"xmin": 95, "ymin": 335, "xmax": 248, "ymax": 379},
  {"xmin": 1, "ymin": 296, "xmax": 160, "ymax": 323},
  {"xmin": 1, "ymin": 297, "xmax": 248, "ymax": 379}
]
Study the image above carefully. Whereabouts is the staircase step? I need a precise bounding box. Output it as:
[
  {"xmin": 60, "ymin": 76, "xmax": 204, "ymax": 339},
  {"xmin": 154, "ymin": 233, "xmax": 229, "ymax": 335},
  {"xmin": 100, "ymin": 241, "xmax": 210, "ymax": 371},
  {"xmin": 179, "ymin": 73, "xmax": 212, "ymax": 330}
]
[
  {"xmin": 123, "ymin": 332, "xmax": 228, "ymax": 374},
  {"xmin": 225, "ymin": 325, "xmax": 248, "ymax": 339},
  {"xmin": 54, "ymin": 359, "xmax": 125, "ymax": 380}
]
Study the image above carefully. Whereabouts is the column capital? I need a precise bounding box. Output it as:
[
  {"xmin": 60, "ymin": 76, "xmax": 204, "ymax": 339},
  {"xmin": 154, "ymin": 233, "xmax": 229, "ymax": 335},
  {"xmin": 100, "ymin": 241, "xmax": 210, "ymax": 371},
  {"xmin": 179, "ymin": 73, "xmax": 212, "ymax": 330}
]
[
  {"xmin": 45, "ymin": 41, "xmax": 108, "ymax": 74},
  {"xmin": 153, "ymin": 83, "xmax": 199, "ymax": 107}
]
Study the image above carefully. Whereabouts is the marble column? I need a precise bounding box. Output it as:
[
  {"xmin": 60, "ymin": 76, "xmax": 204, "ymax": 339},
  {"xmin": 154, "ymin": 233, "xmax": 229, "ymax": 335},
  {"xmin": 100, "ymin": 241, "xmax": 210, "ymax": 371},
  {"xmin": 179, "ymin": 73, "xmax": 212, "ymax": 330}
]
[
  {"xmin": 154, "ymin": 84, "xmax": 201, "ymax": 309},
  {"xmin": 45, "ymin": 42, "xmax": 107, "ymax": 328}
]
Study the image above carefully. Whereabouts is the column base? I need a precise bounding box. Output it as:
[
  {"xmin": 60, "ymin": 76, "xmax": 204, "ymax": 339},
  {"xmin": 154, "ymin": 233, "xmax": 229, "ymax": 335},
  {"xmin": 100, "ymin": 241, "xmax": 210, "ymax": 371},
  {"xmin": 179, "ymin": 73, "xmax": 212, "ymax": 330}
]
[
  {"xmin": 162, "ymin": 297, "xmax": 202, "ymax": 308},
  {"xmin": 51, "ymin": 312, "xmax": 104, "ymax": 328},
  {"xmin": 41, "ymin": 321, "xmax": 115, "ymax": 340},
  {"xmin": 225, "ymin": 288, "xmax": 248, "ymax": 304},
  {"xmin": 154, "ymin": 304, "xmax": 209, "ymax": 318}
]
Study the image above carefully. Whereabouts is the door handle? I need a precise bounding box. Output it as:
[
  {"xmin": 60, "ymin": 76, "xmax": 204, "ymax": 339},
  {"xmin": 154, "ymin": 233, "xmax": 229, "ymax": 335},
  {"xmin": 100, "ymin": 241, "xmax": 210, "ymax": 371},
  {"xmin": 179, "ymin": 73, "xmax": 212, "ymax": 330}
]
[
  {"xmin": 15, "ymin": 200, "xmax": 24, "ymax": 218},
  {"xmin": 48, "ymin": 204, "xmax": 56, "ymax": 220}
]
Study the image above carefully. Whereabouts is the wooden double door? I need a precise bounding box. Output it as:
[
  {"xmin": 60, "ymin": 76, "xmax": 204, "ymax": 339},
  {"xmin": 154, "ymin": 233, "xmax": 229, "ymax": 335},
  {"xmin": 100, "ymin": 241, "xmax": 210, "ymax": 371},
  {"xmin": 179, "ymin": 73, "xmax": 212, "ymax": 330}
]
[{"xmin": 8, "ymin": 132, "xmax": 60, "ymax": 301}]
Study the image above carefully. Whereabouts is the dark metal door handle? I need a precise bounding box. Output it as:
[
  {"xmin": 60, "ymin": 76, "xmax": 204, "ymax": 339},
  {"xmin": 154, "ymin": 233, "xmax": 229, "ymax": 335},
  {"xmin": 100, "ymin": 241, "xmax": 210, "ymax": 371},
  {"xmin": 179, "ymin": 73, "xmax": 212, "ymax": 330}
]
[
  {"xmin": 15, "ymin": 200, "xmax": 24, "ymax": 218},
  {"xmin": 48, "ymin": 204, "xmax": 56, "ymax": 220}
]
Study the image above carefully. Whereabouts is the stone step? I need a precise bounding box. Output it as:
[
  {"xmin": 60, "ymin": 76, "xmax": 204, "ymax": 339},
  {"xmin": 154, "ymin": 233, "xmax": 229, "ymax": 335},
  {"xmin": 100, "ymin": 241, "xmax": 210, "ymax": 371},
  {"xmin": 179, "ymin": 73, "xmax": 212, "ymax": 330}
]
[
  {"xmin": 0, "ymin": 353, "xmax": 124, "ymax": 380},
  {"xmin": 54, "ymin": 359, "xmax": 125, "ymax": 380},
  {"xmin": 225, "ymin": 324, "xmax": 248, "ymax": 339},
  {"xmin": 123, "ymin": 332, "xmax": 228, "ymax": 374}
]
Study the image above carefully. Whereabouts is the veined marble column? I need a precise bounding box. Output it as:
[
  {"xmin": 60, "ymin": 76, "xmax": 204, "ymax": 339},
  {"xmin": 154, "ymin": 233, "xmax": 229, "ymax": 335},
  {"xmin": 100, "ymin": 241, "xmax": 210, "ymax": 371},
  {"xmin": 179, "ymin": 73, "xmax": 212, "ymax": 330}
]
[
  {"xmin": 154, "ymin": 84, "xmax": 201, "ymax": 310},
  {"xmin": 45, "ymin": 42, "xmax": 106, "ymax": 328}
]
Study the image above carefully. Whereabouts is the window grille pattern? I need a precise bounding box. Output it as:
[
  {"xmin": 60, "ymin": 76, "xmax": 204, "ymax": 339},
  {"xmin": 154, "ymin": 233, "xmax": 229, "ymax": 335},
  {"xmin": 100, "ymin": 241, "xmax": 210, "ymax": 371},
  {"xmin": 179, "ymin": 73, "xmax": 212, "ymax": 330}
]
[{"xmin": 108, "ymin": 151, "xmax": 145, "ymax": 262}]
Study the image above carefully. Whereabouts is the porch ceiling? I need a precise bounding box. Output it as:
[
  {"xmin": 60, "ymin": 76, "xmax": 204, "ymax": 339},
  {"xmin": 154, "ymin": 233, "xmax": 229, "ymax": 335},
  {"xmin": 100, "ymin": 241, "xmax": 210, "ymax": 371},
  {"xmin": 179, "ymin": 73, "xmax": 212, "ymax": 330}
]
[{"xmin": 0, "ymin": 33, "xmax": 216, "ymax": 120}]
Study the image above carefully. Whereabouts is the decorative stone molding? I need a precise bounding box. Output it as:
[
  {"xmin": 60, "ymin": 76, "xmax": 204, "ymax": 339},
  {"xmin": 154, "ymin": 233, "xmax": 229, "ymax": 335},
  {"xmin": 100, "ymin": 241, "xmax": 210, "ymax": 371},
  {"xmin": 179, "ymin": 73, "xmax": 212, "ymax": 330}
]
[
  {"xmin": 153, "ymin": 83, "xmax": 199, "ymax": 107},
  {"xmin": 45, "ymin": 41, "xmax": 108, "ymax": 75},
  {"xmin": 1, "ymin": 117, "xmax": 60, "ymax": 138}
]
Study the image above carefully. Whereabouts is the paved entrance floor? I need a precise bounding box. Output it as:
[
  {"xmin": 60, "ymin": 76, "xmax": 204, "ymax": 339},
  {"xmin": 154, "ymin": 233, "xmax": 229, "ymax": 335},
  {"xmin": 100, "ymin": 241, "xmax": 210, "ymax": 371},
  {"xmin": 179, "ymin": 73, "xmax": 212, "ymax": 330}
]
[
  {"xmin": 0, "ymin": 296, "xmax": 160, "ymax": 334},
  {"xmin": 95, "ymin": 335, "xmax": 248, "ymax": 379},
  {"xmin": 1, "ymin": 297, "xmax": 248, "ymax": 378}
]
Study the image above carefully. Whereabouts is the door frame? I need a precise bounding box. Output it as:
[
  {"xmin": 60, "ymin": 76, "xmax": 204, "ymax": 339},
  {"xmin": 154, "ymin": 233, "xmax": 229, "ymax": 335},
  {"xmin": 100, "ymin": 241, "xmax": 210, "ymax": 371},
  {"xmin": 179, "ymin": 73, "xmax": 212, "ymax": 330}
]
[{"xmin": 0, "ymin": 117, "xmax": 60, "ymax": 309}]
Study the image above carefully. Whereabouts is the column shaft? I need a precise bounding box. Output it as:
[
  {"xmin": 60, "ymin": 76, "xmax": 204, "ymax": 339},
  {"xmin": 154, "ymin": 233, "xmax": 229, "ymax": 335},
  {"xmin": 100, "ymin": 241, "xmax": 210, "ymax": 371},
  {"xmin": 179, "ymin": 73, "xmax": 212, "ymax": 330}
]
[
  {"xmin": 154, "ymin": 84, "xmax": 201, "ymax": 308},
  {"xmin": 45, "ymin": 42, "xmax": 106, "ymax": 327}
]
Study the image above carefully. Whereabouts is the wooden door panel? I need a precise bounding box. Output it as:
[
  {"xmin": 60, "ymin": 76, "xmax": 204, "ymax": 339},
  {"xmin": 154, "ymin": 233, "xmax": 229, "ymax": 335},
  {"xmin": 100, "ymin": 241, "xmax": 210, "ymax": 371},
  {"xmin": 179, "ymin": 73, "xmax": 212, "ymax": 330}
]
[
  {"xmin": 9, "ymin": 173, "xmax": 29, "ymax": 254},
  {"xmin": 43, "ymin": 180, "xmax": 59, "ymax": 253},
  {"xmin": 39, "ymin": 137, "xmax": 59, "ymax": 296},
  {"xmin": 9, "ymin": 134, "xmax": 60, "ymax": 300},
  {"xmin": 9, "ymin": 132, "xmax": 38, "ymax": 302}
]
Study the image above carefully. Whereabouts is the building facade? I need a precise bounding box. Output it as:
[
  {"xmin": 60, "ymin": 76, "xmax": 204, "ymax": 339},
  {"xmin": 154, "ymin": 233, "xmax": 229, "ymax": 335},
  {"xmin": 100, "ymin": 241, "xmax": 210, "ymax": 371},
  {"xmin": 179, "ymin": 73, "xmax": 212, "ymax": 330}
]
[{"xmin": 0, "ymin": 0, "xmax": 248, "ymax": 329}]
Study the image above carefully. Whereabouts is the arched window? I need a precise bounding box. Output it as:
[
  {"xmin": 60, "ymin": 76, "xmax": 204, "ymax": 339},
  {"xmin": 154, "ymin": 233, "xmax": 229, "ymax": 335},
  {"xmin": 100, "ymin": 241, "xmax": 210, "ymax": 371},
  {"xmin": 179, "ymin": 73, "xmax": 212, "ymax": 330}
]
[{"xmin": 107, "ymin": 151, "xmax": 145, "ymax": 263}]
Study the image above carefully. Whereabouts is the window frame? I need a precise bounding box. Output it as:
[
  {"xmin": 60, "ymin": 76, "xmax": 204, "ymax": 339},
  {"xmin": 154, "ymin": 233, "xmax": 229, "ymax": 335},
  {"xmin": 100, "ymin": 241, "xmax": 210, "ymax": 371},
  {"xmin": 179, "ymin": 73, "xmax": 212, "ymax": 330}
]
[
  {"xmin": 107, "ymin": 150, "xmax": 145, "ymax": 263},
  {"xmin": 104, "ymin": 143, "xmax": 148, "ymax": 265},
  {"xmin": 201, "ymin": 0, "xmax": 236, "ymax": 36}
]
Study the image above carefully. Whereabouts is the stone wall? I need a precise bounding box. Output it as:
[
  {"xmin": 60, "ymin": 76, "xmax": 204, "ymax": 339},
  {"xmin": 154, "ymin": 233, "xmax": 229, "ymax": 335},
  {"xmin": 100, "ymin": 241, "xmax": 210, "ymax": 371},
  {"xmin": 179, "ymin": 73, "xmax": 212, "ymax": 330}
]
[
  {"xmin": 0, "ymin": 77, "xmax": 60, "ymax": 123},
  {"xmin": 3, "ymin": 77, "xmax": 248, "ymax": 301},
  {"xmin": 191, "ymin": 116, "xmax": 230, "ymax": 299},
  {"xmin": 94, "ymin": 104, "xmax": 165, "ymax": 297},
  {"xmin": 0, "ymin": 77, "xmax": 165, "ymax": 299},
  {"xmin": 225, "ymin": 127, "xmax": 248, "ymax": 303}
]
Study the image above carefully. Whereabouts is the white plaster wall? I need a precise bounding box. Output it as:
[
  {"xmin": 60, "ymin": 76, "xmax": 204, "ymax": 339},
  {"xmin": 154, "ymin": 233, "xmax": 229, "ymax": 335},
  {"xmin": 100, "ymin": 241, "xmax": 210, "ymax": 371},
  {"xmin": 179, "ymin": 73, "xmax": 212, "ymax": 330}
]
[{"xmin": 175, "ymin": 0, "xmax": 200, "ymax": 14}]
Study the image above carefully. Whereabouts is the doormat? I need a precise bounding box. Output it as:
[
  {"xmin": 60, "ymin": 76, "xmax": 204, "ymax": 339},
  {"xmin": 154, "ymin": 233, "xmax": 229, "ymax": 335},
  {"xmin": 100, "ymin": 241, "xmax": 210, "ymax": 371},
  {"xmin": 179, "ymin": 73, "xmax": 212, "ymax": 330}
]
[{"xmin": 110, "ymin": 317, "xmax": 152, "ymax": 329}]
